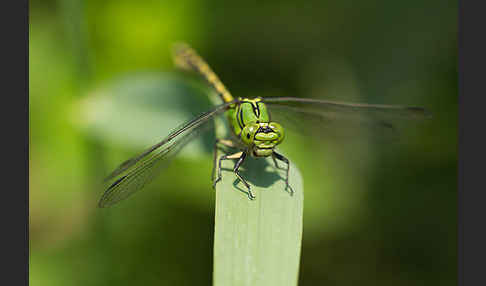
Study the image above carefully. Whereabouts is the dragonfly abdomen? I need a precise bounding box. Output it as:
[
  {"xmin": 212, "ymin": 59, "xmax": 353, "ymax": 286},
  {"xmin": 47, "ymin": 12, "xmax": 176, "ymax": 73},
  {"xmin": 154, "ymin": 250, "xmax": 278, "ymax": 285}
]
[{"xmin": 173, "ymin": 43, "xmax": 234, "ymax": 103}]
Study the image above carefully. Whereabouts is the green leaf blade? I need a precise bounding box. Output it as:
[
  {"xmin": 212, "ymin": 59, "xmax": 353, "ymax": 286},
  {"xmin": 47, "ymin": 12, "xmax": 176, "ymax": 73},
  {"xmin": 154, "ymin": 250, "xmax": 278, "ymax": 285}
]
[{"xmin": 213, "ymin": 154, "xmax": 304, "ymax": 286}]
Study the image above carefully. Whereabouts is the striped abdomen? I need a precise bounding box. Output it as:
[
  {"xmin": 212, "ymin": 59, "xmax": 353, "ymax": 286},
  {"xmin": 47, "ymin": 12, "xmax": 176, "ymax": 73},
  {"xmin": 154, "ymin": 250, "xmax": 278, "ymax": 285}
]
[{"xmin": 172, "ymin": 43, "xmax": 234, "ymax": 103}]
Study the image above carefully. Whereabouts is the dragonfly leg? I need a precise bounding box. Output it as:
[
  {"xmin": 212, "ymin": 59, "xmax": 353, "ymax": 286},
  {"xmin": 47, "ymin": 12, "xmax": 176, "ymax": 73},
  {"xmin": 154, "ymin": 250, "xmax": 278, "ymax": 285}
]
[
  {"xmin": 272, "ymin": 155, "xmax": 280, "ymax": 169},
  {"xmin": 212, "ymin": 139, "xmax": 237, "ymax": 184},
  {"xmin": 271, "ymin": 155, "xmax": 287, "ymax": 170},
  {"xmin": 232, "ymin": 151, "xmax": 255, "ymax": 200},
  {"xmin": 272, "ymin": 151, "xmax": 294, "ymax": 196},
  {"xmin": 212, "ymin": 150, "xmax": 255, "ymax": 200},
  {"xmin": 213, "ymin": 151, "xmax": 243, "ymax": 188}
]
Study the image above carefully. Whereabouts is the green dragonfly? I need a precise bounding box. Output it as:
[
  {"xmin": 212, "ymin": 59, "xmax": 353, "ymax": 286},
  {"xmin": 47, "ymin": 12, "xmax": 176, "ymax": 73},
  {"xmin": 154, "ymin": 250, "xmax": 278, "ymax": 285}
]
[{"xmin": 98, "ymin": 43, "xmax": 428, "ymax": 207}]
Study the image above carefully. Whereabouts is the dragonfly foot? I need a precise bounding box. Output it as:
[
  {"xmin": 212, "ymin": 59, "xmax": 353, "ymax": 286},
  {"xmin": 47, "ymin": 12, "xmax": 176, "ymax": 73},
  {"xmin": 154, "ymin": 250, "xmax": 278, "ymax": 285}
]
[
  {"xmin": 285, "ymin": 183, "xmax": 294, "ymax": 196},
  {"xmin": 247, "ymin": 189, "xmax": 256, "ymax": 200},
  {"xmin": 212, "ymin": 177, "xmax": 221, "ymax": 189}
]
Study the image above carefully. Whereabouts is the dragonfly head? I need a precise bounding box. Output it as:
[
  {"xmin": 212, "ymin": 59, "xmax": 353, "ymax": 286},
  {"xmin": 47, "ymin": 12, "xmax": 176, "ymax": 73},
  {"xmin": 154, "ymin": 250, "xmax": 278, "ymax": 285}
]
[{"xmin": 241, "ymin": 122, "xmax": 285, "ymax": 157}]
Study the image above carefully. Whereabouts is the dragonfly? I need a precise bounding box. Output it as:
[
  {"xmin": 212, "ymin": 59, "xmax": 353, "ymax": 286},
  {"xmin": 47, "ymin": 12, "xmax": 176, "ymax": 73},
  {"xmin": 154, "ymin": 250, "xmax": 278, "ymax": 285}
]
[{"xmin": 98, "ymin": 43, "xmax": 428, "ymax": 207}]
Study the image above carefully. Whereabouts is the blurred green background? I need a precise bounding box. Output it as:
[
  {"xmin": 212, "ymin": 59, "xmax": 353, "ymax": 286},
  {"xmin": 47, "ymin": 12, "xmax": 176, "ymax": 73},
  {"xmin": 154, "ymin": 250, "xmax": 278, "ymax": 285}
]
[{"xmin": 29, "ymin": 0, "xmax": 457, "ymax": 285}]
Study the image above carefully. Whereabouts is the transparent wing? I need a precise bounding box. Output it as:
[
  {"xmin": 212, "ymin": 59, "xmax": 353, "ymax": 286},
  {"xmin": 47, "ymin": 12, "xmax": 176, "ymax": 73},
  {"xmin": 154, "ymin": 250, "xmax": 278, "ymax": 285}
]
[
  {"xmin": 263, "ymin": 97, "xmax": 430, "ymax": 142},
  {"xmin": 98, "ymin": 101, "xmax": 235, "ymax": 207}
]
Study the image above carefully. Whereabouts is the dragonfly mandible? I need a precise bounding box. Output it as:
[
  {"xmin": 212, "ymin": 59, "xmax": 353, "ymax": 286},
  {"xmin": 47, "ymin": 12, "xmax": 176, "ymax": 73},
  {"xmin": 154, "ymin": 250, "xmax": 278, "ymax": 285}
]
[{"xmin": 98, "ymin": 43, "xmax": 428, "ymax": 207}]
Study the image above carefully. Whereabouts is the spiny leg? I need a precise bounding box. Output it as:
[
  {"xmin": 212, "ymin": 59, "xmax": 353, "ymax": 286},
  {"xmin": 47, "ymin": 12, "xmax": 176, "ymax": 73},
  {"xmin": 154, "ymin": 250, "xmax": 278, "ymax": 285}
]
[
  {"xmin": 212, "ymin": 150, "xmax": 255, "ymax": 200},
  {"xmin": 272, "ymin": 153, "xmax": 288, "ymax": 171},
  {"xmin": 213, "ymin": 151, "xmax": 243, "ymax": 188},
  {"xmin": 272, "ymin": 151, "xmax": 294, "ymax": 196},
  {"xmin": 212, "ymin": 139, "xmax": 237, "ymax": 183},
  {"xmin": 272, "ymin": 155, "xmax": 280, "ymax": 169},
  {"xmin": 232, "ymin": 151, "xmax": 255, "ymax": 200}
]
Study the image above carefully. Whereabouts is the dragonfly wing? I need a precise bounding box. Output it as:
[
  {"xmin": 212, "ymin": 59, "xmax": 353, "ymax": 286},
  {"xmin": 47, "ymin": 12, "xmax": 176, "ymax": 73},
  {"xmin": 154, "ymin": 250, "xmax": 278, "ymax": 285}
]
[
  {"xmin": 263, "ymin": 97, "xmax": 430, "ymax": 142},
  {"xmin": 99, "ymin": 128, "xmax": 203, "ymax": 207},
  {"xmin": 98, "ymin": 101, "xmax": 235, "ymax": 207}
]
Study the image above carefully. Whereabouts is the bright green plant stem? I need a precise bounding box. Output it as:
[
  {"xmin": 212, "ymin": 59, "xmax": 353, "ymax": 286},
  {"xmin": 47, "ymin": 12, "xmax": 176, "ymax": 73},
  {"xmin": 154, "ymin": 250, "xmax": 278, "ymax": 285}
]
[{"xmin": 211, "ymin": 93, "xmax": 304, "ymax": 286}]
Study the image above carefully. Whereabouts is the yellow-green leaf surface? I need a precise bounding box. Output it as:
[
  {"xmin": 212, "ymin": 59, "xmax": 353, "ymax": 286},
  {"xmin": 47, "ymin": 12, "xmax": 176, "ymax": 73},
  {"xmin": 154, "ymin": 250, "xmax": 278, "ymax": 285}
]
[
  {"xmin": 212, "ymin": 113, "xmax": 304, "ymax": 286},
  {"xmin": 72, "ymin": 72, "xmax": 215, "ymax": 158}
]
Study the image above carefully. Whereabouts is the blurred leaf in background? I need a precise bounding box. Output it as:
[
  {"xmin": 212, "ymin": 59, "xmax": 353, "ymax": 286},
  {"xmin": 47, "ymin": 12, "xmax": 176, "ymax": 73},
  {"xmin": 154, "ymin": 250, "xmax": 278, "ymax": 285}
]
[{"xmin": 30, "ymin": 0, "xmax": 456, "ymax": 285}]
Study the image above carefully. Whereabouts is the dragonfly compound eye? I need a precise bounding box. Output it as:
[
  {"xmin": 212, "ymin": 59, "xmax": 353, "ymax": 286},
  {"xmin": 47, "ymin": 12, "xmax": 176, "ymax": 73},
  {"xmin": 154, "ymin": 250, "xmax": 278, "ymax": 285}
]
[
  {"xmin": 269, "ymin": 122, "xmax": 285, "ymax": 144},
  {"xmin": 241, "ymin": 124, "xmax": 259, "ymax": 145}
]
